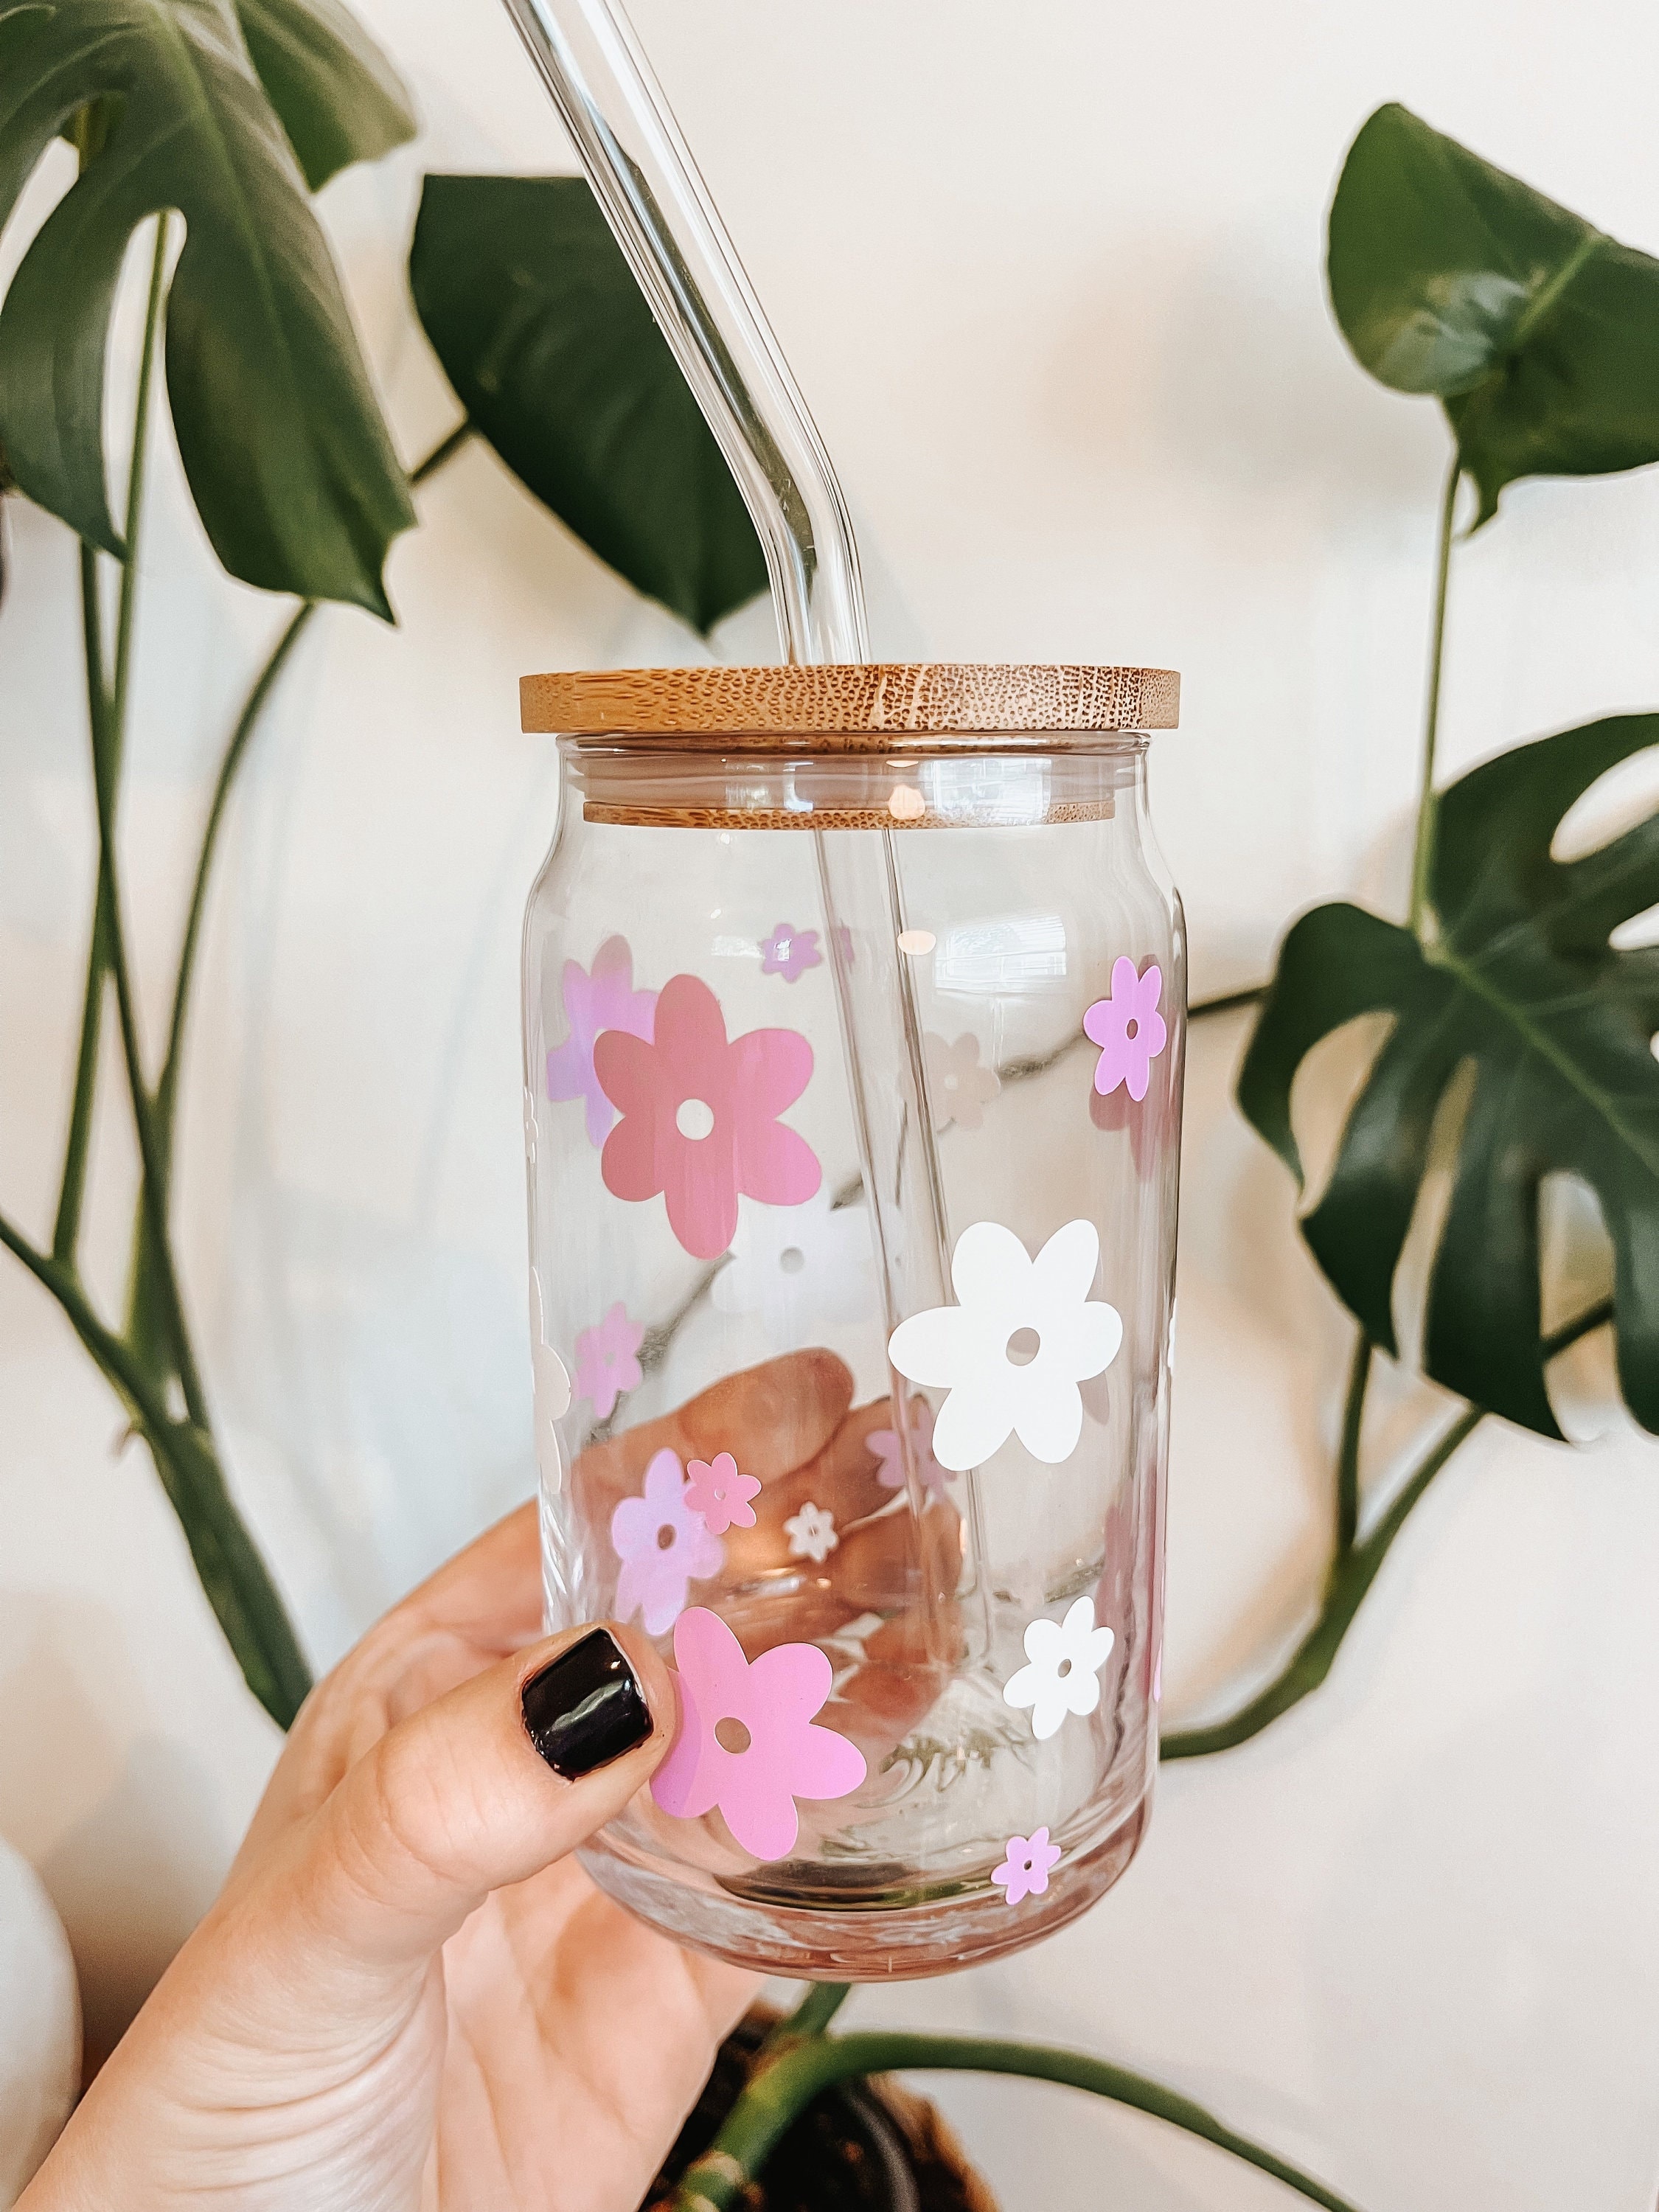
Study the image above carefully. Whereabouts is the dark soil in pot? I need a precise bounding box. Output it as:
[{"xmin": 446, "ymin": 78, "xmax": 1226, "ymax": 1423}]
[{"xmin": 642, "ymin": 2010, "xmax": 998, "ymax": 2212}]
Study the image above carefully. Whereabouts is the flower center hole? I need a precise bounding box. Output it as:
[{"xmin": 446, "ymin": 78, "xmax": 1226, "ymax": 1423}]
[
  {"xmin": 1125, "ymin": 1018, "xmax": 1139, "ymax": 1041},
  {"xmin": 779, "ymin": 1245, "xmax": 806, "ymax": 1275},
  {"xmin": 675, "ymin": 1097, "xmax": 716, "ymax": 1141},
  {"xmin": 1006, "ymin": 1326, "xmax": 1042, "ymax": 1367},
  {"xmin": 1057, "ymin": 1657, "xmax": 1073, "ymax": 1679},
  {"xmin": 655, "ymin": 1523, "xmax": 677, "ymax": 1551},
  {"xmin": 714, "ymin": 1716, "xmax": 752, "ymax": 1755}
]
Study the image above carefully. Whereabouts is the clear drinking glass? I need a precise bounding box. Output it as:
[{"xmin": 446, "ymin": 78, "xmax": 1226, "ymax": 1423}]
[{"xmin": 521, "ymin": 663, "xmax": 1184, "ymax": 1978}]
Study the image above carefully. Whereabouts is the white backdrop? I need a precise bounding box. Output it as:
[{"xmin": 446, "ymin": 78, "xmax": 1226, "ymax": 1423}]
[{"xmin": 4, "ymin": 0, "xmax": 1659, "ymax": 2202}]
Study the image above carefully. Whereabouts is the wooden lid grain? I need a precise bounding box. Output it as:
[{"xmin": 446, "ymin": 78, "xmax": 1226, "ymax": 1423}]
[{"xmin": 520, "ymin": 662, "xmax": 1179, "ymax": 745}]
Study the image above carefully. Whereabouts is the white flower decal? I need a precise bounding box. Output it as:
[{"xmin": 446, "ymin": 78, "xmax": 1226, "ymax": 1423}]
[
  {"xmin": 887, "ymin": 1219, "xmax": 1121, "ymax": 1471},
  {"xmin": 784, "ymin": 1501, "xmax": 839, "ymax": 1563},
  {"xmin": 712, "ymin": 1189, "xmax": 873, "ymax": 1338},
  {"xmin": 1003, "ymin": 1596, "xmax": 1116, "ymax": 1740}
]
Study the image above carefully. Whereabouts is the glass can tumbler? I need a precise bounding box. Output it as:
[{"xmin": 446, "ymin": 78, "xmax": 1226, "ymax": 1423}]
[{"xmin": 520, "ymin": 662, "xmax": 1184, "ymax": 1979}]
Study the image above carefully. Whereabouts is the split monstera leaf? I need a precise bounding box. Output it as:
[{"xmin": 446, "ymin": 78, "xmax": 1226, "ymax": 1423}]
[
  {"xmin": 0, "ymin": 0, "xmax": 418, "ymax": 612},
  {"xmin": 1243, "ymin": 104, "xmax": 1659, "ymax": 1438},
  {"xmin": 0, "ymin": 1, "xmax": 764, "ymax": 630}
]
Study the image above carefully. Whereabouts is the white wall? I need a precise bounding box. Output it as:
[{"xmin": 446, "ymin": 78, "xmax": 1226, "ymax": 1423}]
[{"xmin": 4, "ymin": 0, "xmax": 1659, "ymax": 2198}]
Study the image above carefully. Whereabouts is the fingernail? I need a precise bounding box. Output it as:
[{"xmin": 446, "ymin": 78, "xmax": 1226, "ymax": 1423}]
[{"xmin": 521, "ymin": 1629, "xmax": 653, "ymax": 1778}]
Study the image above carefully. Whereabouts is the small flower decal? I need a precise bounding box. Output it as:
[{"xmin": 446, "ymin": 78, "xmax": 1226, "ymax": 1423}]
[
  {"xmin": 546, "ymin": 936, "xmax": 658, "ymax": 1148},
  {"xmin": 684, "ymin": 1451, "xmax": 761, "ymax": 1534},
  {"xmin": 760, "ymin": 922, "xmax": 823, "ymax": 984},
  {"xmin": 611, "ymin": 1449, "xmax": 724, "ymax": 1635},
  {"xmin": 712, "ymin": 1189, "xmax": 872, "ymax": 1336},
  {"xmin": 1003, "ymin": 1596, "xmax": 1116, "ymax": 1741},
  {"xmin": 573, "ymin": 1300, "xmax": 644, "ymax": 1420},
  {"xmin": 1084, "ymin": 958, "xmax": 1167, "ymax": 1105},
  {"xmin": 924, "ymin": 1032, "xmax": 1000, "ymax": 1133},
  {"xmin": 784, "ymin": 1501, "xmax": 838, "ymax": 1563},
  {"xmin": 650, "ymin": 1607, "xmax": 867, "ymax": 1860},
  {"xmin": 991, "ymin": 1826, "xmax": 1062, "ymax": 1906},
  {"xmin": 595, "ymin": 974, "xmax": 821, "ymax": 1262},
  {"xmin": 887, "ymin": 1219, "xmax": 1122, "ymax": 1471},
  {"xmin": 868, "ymin": 1395, "xmax": 952, "ymax": 1502}
]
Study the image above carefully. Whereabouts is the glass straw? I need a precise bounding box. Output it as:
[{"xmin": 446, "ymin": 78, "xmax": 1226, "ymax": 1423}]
[{"xmin": 498, "ymin": 0, "xmax": 992, "ymax": 1641}]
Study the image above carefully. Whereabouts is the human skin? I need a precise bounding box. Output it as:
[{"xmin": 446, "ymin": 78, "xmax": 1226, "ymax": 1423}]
[{"xmin": 21, "ymin": 1352, "xmax": 958, "ymax": 2211}]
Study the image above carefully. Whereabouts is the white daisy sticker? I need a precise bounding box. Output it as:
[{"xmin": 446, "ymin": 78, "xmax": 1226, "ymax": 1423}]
[
  {"xmin": 886, "ymin": 1219, "xmax": 1122, "ymax": 1470},
  {"xmin": 1003, "ymin": 1596, "xmax": 1116, "ymax": 1740},
  {"xmin": 784, "ymin": 1501, "xmax": 838, "ymax": 1563}
]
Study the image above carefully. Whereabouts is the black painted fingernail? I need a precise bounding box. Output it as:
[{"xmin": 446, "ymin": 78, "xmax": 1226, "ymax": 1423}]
[{"xmin": 521, "ymin": 1629, "xmax": 653, "ymax": 1778}]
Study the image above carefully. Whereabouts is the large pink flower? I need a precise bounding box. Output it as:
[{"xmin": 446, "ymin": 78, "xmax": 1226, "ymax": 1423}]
[
  {"xmin": 595, "ymin": 975, "xmax": 821, "ymax": 1261},
  {"xmin": 546, "ymin": 936, "xmax": 657, "ymax": 1148},
  {"xmin": 1083, "ymin": 958, "xmax": 1167, "ymax": 1105},
  {"xmin": 651, "ymin": 1607, "xmax": 866, "ymax": 1861},
  {"xmin": 611, "ymin": 1450, "xmax": 723, "ymax": 1635}
]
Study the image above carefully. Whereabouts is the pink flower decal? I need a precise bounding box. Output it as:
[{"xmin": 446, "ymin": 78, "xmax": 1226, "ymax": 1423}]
[
  {"xmin": 868, "ymin": 1396, "xmax": 952, "ymax": 1502},
  {"xmin": 547, "ymin": 936, "xmax": 658, "ymax": 1148},
  {"xmin": 574, "ymin": 1300, "xmax": 644, "ymax": 1420},
  {"xmin": 991, "ymin": 1826, "xmax": 1062, "ymax": 1906},
  {"xmin": 595, "ymin": 974, "xmax": 821, "ymax": 1261},
  {"xmin": 760, "ymin": 922, "xmax": 822, "ymax": 984},
  {"xmin": 651, "ymin": 1607, "xmax": 867, "ymax": 1860},
  {"xmin": 611, "ymin": 1449, "xmax": 724, "ymax": 1635},
  {"xmin": 924, "ymin": 1030, "xmax": 1001, "ymax": 1133},
  {"xmin": 684, "ymin": 1451, "xmax": 760, "ymax": 1534},
  {"xmin": 1083, "ymin": 959, "xmax": 1167, "ymax": 1105}
]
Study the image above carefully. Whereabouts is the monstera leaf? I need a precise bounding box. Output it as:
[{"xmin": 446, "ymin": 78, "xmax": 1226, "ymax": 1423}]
[
  {"xmin": 1329, "ymin": 103, "xmax": 1659, "ymax": 524},
  {"xmin": 0, "ymin": 0, "xmax": 415, "ymax": 613},
  {"xmin": 409, "ymin": 173, "xmax": 768, "ymax": 635},
  {"xmin": 234, "ymin": 0, "xmax": 413, "ymax": 191},
  {"xmin": 1239, "ymin": 714, "xmax": 1659, "ymax": 1438}
]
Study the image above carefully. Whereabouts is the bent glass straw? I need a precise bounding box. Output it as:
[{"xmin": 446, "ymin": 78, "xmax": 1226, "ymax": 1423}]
[{"xmin": 498, "ymin": 0, "xmax": 990, "ymax": 1637}]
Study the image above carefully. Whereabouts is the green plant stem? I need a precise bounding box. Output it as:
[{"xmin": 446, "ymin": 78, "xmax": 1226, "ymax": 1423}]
[
  {"xmin": 111, "ymin": 218, "xmax": 170, "ymax": 732},
  {"xmin": 153, "ymin": 417, "xmax": 470, "ymax": 1160},
  {"xmin": 778, "ymin": 1983, "xmax": 850, "ymax": 2040},
  {"xmin": 154, "ymin": 599, "xmax": 317, "ymax": 1144},
  {"xmin": 53, "ymin": 551, "xmax": 114, "ymax": 1262},
  {"xmin": 672, "ymin": 2032, "xmax": 1362, "ymax": 2212},
  {"xmin": 57, "ymin": 218, "xmax": 167, "ymax": 1270},
  {"xmin": 1408, "ymin": 456, "xmax": 1461, "ymax": 938},
  {"xmin": 1163, "ymin": 1296, "xmax": 1613, "ymax": 1761},
  {"xmin": 0, "ymin": 1212, "xmax": 310, "ymax": 1728},
  {"xmin": 1334, "ymin": 1330, "xmax": 1371, "ymax": 1557},
  {"xmin": 80, "ymin": 213, "xmax": 210, "ymax": 1430}
]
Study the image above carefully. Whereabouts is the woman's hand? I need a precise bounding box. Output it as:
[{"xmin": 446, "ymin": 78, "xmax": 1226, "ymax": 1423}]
[
  {"xmin": 21, "ymin": 1505, "xmax": 755, "ymax": 2212},
  {"xmin": 20, "ymin": 1349, "xmax": 957, "ymax": 2211}
]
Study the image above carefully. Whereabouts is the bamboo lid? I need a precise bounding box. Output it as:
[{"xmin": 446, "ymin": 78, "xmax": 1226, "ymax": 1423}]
[{"xmin": 520, "ymin": 662, "xmax": 1179, "ymax": 746}]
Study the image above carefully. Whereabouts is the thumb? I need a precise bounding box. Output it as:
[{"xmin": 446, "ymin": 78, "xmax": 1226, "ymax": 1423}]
[{"xmin": 282, "ymin": 1623, "xmax": 671, "ymax": 1986}]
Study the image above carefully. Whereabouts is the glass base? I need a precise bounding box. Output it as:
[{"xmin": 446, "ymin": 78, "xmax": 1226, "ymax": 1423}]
[{"xmin": 578, "ymin": 1786, "xmax": 1152, "ymax": 1981}]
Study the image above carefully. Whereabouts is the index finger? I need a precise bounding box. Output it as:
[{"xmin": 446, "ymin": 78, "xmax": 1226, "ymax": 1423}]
[{"xmin": 574, "ymin": 1348, "xmax": 855, "ymax": 1524}]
